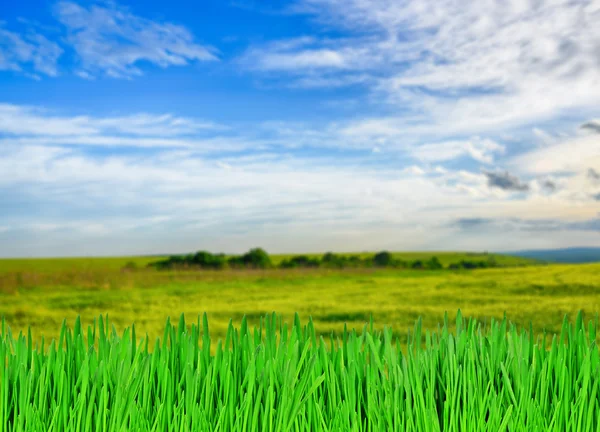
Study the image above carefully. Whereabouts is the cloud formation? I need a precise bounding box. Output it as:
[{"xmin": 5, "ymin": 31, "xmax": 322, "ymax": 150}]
[
  {"xmin": 0, "ymin": 104, "xmax": 229, "ymax": 150},
  {"xmin": 581, "ymin": 120, "xmax": 600, "ymax": 134},
  {"xmin": 0, "ymin": 25, "xmax": 63, "ymax": 77},
  {"xmin": 483, "ymin": 171, "xmax": 530, "ymax": 192},
  {"xmin": 2, "ymin": 102, "xmax": 600, "ymax": 256},
  {"xmin": 453, "ymin": 216, "xmax": 600, "ymax": 233},
  {"xmin": 54, "ymin": 1, "xmax": 217, "ymax": 78},
  {"xmin": 410, "ymin": 138, "xmax": 504, "ymax": 164},
  {"xmin": 0, "ymin": 1, "xmax": 216, "ymax": 79},
  {"xmin": 245, "ymin": 0, "xmax": 600, "ymax": 136}
]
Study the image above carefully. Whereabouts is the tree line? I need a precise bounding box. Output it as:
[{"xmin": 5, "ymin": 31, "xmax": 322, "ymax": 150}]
[{"xmin": 146, "ymin": 248, "xmax": 500, "ymax": 271}]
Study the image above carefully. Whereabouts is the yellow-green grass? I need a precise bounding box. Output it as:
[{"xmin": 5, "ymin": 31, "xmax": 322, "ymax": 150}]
[
  {"xmin": 0, "ymin": 256, "xmax": 160, "ymax": 274},
  {"xmin": 1, "ymin": 256, "xmax": 598, "ymax": 348}
]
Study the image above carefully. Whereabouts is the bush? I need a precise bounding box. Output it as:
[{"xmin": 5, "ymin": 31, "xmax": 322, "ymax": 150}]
[
  {"xmin": 321, "ymin": 252, "xmax": 346, "ymax": 268},
  {"xmin": 447, "ymin": 259, "xmax": 493, "ymax": 270},
  {"xmin": 240, "ymin": 248, "xmax": 272, "ymax": 269},
  {"xmin": 373, "ymin": 251, "xmax": 393, "ymax": 267},
  {"xmin": 280, "ymin": 255, "xmax": 320, "ymax": 269},
  {"xmin": 192, "ymin": 251, "xmax": 227, "ymax": 269},
  {"xmin": 411, "ymin": 260, "xmax": 424, "ymax": 270},
  {"xmin": 425, "ymin": 256, "xmax": 443, "ymax": 270}
]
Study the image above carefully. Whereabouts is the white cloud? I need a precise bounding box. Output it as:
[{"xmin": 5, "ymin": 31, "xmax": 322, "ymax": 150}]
[
  {"xmin": 410, "ymin": 138, "xmax": 504, "ymax": 164},
  {"xmin": 0, "ymin": 25, "xmax": 63, "ymax": 76},
  {"xmin": 250, "ymin": 47, "xmax": 347, "ymax": 70},
  {"xmin": 401, "ymin": 165, "xmax": 426, "ymax": 176},
  {"xmin": 246, "ymin": 0, "xmax": 600, "ymax": 136},
  {"xmin": 2, "ymin": 101, "xmax": 599, "ymax": 255},
  {"xmin": 0, "ymin": 104, "xmax": 227, "ymax": 150},
  {"xmin": 511, "ymin": 134, "xmax": 600, "ymax": 175},
  {"xmin": 54, "ymin": 1, "xmax": 217, "ymax": 78}
]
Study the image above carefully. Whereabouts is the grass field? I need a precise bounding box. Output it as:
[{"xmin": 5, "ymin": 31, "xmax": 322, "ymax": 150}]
[
  {"xmin": 2, "ymin": 254, "xmax": 600, "ymax": 430},
  {"xmin": 0, "ymin": 256, "xmax": 160, "ymax": 274},
  {"xmin": 2, "ymin": 312, "xmax": 599, "ymax": 431},
  {"xmin": 0, "ymin": 254, "xmax": 597, "ymax": 349}
]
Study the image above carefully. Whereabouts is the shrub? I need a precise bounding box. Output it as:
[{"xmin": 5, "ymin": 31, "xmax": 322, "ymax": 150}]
[
  {"xmin": 373, "ymin": 251, "xmax": 393, "ymax": 267},
  {"xmin": 240, "ymin": 248, "xmax": 272, "ymax": 269},
  {"xmin": 279, "ymin": 255, "xmax": 320, "ymax": 269},
  {"xmin": 192, "ymin": 251, "xmax": 227, "ymax": 269},
  {"xmin": 411, "ymin": 260, "xmax": 424, "ymax": 270},
  {"xmin": 321, "ymin": 252, "xmax": 346, "ymax": 268},
  {"xmin": 425, "ymin": 256, "xmax": 443, "ymax": 270}
]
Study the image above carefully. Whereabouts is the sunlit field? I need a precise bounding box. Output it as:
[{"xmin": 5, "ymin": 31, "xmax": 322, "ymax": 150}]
[
  {"xmin": 2, "ymin": 255, "xmax": 600, "ymax": 431},
  {"xmin": 1, "ymin": 255, "xmax": 597, "ymax": 348}
]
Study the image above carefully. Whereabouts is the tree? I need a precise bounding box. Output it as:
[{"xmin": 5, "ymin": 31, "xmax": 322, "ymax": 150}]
[
  {"xmin": 411, "ymin": 260, "xmax": 424, "ymax": 270},
  {"xmin": 240, "ymin": 248, "xmax": 272, "ymax": 269},
  {"xmin": 280, "ymin": 255, "xmax": 320, "ymax": 269},
  {"xmin": 192, "ymin": 251, "xmax": 227, "ymax": 269},
  {"xmin": 373, "ymin": 251, "xmax": 393, "ymax": 267},
  {"xmin": 322, "ymin": 252, "xmax": 346, "ymax": 268},
  {"xmin": 426, "ymin": 256, "xmax": 443, "ymax": 270}
]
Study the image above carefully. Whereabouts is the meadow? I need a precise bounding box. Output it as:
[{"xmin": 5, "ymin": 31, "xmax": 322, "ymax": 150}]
[
  {"xmin": 0, "ymin": 253, "xmax": 597, "ymax": 348},
  {"xmin": 2, "ymin": 254, "xmax": 600, "ymax": 430}
]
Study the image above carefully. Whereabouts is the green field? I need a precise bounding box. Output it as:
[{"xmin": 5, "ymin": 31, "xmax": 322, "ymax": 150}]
[
  {"xmin": 0, "ymin": 254, "xmax": 597, "ymax": 348},
  {"xmin": 0, "ymin": 256, "xmax": 160, "ymax": 274},
  {"xmin": 2, "ymin": 254, "xmax": 600, "ymax": 430}
]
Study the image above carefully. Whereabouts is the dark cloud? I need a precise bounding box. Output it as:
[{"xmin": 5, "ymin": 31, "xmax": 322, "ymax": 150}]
[
  {"xmin": 593, "ymin": 193, "xmax": 600, "ymax": 201},
  {"xmin": 483, "ymin": 170, "xmax": 530, "ymax": 191},
  {"xmin": 453, "ymin": 218, "xmax": 493, "ymax": 229},
  {"xmin": 452, "ymin": 217, "xmax": 600, "ymax": 232},
  {"xmin": 541, "ymin": 180, "xmax": 557, "ymax": 192},
  {"xmin": 588, "ymin": 168, "xmax": 600, "ymax": 182},
  {"xmin": 581, "ymin": 120, "xmax": 600, "ymax": 133}
]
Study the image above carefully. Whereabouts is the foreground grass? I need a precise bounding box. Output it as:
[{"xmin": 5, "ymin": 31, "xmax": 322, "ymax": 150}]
[{"xmin": 1, "ymin": 312, "xmax": 599, "ymax": 431}]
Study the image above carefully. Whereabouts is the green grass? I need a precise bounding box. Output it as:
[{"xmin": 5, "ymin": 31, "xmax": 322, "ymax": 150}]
[
  {"xmin": 1, "ymin": 255, "xmax": 598, "ymax": 430},
  {"xmin": 2, "ymin": 312, "xmax": 599, "ymax": 431}
]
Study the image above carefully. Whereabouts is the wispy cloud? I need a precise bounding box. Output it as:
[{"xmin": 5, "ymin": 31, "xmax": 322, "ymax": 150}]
[
  {"xmin": 452, "ymin": 216, "xmax": 600, "ymax": 233},
  {"xmin": 0, "ymin": 24, "xmax": 63, "ymax": 77},
  {"xmin": 1, "ymin": 1, "xmax": 217, "ymax": 79},
  {"xmin": 2, "ymin": 102, "xmax": 600, "ymax": 256},
  {"xmin": 0, "ymin": 104, "xmax": 229, "ymax": 149},
  {"xmin": 54, "ymin": 1, "xmax": 218, "ymax": 78},
  {"xmin": 410, "ymin": 138, "xmax": 504, "ymax": 164},
  {"xmin": 510, "ymin": 133, "xmax": 600, "ymax": 175},
  {"xmin": 245, "ymin": 0, "xmax": 600, "ymax": 135}
]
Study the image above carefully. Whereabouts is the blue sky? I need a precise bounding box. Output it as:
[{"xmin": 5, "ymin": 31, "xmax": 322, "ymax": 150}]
[{"xmin": 1, "ymin": 0, "xmax": 599, "ymax": 257}]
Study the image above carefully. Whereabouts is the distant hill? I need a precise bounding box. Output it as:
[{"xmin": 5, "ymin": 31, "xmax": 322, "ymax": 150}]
[{"xmin": 508, "ymin": 247, "xmax": 600, "ymax": 264}]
